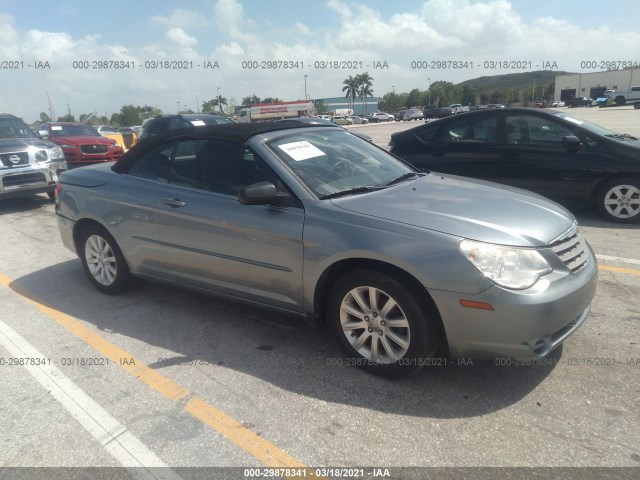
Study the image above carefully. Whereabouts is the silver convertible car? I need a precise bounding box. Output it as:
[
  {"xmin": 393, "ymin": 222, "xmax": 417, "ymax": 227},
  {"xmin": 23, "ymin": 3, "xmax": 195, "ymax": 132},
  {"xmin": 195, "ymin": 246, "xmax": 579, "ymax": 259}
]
[{"xmin": 56, "ymin": 123, "xmax": 597, "ymax": 377}]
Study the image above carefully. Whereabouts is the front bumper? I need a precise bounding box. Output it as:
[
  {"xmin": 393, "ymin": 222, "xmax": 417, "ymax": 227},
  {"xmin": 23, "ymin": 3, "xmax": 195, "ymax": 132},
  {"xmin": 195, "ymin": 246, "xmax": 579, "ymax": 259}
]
[
  {"xmin": 0, "ymin": 159, "xmax": 67, "ymax": 199},
  {"xmin": 431, "ymin": 251, "xmax": 598, "ymax": 359}
]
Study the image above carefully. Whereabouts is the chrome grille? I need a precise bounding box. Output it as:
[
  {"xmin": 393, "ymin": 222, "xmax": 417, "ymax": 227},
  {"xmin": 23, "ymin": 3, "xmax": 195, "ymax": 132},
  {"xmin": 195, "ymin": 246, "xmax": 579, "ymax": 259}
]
[
  {"xmin": 2, "ymin": 172, "xmax": 46, "ymax": 187},
  {"xmin": 550, "ymin": 230, "xmax": 589, "ymax": 272},
  {"xmin": 0, "ymin": 151, "xmax": 29, "ymax": 167}
]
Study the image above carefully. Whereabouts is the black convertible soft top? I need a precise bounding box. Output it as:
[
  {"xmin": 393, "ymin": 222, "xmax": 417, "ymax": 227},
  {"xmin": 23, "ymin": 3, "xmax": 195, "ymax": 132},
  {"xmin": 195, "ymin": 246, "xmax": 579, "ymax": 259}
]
[{"xmin": 112, "ymin": 121, "xmax": 335, "ymax": 173}]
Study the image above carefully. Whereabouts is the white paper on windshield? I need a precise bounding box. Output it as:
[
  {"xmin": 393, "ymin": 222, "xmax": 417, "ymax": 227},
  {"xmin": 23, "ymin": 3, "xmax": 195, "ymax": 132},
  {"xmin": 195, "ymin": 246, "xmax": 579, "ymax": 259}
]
[
  {"xmin": 51, "ymin": 126, "xmax": 62, "ymax": 130},
  {"xmin": 191, "ymin": 120, "xmax": 206, "ymax": 126},
  {"xmin": 563, "ymin": 116, "xmax": 583, "ymax": 125},
  {"xmin": 278, "ymin": 141, "xmax": 325, "ymax": 161}
]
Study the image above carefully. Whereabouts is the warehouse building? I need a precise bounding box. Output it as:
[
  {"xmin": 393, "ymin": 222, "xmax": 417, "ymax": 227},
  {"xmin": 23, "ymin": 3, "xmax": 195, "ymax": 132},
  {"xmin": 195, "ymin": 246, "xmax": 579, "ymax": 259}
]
[{"xmin": 554, "ymin": 68, "xmax": 640, "ymax": 101}]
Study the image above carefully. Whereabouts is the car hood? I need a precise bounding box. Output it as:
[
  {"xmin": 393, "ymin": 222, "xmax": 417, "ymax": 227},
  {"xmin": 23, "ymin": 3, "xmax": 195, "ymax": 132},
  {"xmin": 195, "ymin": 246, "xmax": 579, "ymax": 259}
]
[
  {"xmin": 330, "ymin": 174, "xmax": 576, "ymax": 247},
  {"xmin": 51, "ymin": 136, "xmax": 114, "ymax": 146},
  {"xmin": 0, "ymin": 137, "xmax": 56, "ymax": 152}
]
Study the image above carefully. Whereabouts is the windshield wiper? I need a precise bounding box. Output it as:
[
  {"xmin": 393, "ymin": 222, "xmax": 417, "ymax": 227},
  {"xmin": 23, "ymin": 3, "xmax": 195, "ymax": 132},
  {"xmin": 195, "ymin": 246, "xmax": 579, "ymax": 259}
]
[
  {"xmin": 320, "ymin": 185, "xmax": 388, "ymax": 200},
  {"xmin": 604, "ymin": 133, "xmax": 638, "ymax": 140},
  {"xmin": 385, "ymin": 172, "xmax": 424, "ymax": 186}
]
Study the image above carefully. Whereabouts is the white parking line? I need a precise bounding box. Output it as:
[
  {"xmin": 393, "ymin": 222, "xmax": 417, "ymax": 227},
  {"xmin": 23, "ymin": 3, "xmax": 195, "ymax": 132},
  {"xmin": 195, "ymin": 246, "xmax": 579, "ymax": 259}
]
[
  {"xmin": 0, "ymin": 318, "xmax": 182, "ymax": 480},
  {"xmin": 596, "ymin": 254, "xmax": 640, "ymax": 266}
]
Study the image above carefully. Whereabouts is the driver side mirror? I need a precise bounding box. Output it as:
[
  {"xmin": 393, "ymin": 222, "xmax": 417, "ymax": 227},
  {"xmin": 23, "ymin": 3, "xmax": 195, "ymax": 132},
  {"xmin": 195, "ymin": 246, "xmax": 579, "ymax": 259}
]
[
  {"xmin": 36, "ymin": 129, "xmax": 49, "ymax": 139},
  {"xmin": 238, "ymin": 181, "xmax": 293, "ymax": 206},
  {"xmin": 563, "ymin": 135, "xmax": 581, "ymax": 149}
]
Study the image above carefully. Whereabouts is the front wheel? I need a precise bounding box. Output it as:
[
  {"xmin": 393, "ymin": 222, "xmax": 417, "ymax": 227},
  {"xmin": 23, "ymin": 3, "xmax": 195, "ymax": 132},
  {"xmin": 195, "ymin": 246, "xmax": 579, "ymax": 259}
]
[
  {"xmin": 328, "ymin": 269, "xmax": 441, "ymax": 377},
  {"xmin": 597, "ymin": 179, "xmax": 640, "ymax": 223},
  {"xmin": 79, "ymin": 225, "xmax": 133, "ymax": 293}
]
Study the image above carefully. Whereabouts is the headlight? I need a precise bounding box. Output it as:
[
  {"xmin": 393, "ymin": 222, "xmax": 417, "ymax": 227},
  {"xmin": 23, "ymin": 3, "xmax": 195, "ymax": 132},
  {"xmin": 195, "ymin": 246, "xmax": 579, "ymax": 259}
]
[
  {"xmin": 460, "ymin": 239, "xmax": 551, "ymax": 290},
  {"xmin": 59, "ymin": 144, "xmax": 78, "ymax": 149},
  {"xmin": 48, "ymin": 146, "xmax": 65, "ymax": 160}
]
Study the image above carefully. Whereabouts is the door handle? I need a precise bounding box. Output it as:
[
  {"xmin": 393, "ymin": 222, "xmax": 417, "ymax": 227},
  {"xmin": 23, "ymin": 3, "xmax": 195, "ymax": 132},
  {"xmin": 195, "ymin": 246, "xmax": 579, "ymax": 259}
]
[{"xmin": 162, "ymin": 197, "xmax": 186, "ymax": 208}]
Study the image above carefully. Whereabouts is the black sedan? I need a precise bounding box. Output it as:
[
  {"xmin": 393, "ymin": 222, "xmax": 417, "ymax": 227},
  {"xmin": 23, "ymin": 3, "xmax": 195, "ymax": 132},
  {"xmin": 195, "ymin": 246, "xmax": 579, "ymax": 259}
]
[
  {"xmin": 566, "ymin": 97, "xmax": 594, "ymax": 108},
  {"xmin": 388, "ymin": 107, "xmax": 640, "ymax": 223}
]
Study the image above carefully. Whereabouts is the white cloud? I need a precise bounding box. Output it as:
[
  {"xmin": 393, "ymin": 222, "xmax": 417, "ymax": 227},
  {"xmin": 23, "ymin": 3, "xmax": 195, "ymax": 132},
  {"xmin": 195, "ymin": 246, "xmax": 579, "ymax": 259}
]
[
  {"xmin": 151, "ymin": 8, "xmax": 208, "ymax": 27},
  {"xmin": 166, "ymin": 27, "xmax": 198, "ymax": 47},
  {"xmin": 295, "ymin": 22, "xmax": 312, "ymax": 36}
]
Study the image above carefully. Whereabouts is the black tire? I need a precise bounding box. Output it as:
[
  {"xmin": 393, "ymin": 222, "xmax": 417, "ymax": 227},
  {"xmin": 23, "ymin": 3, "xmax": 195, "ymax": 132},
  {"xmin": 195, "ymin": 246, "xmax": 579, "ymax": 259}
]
[
  {"xmin": 46, "ymin": 191, "xmax": 55, "ymax": 201},
  {"xmin": 597, "ymin": 179, "xmax": 640, "ymax": 224},
  {"xmin": 79, "ymin": 225, "xmax": 133, "ymax": 294},
  {"xmin": 634, "ymin": 103, "xmax": 640, "ymax": 109},
  {"xmin": 615, "ymin": 96, "xmax": 626, "ymax": 106},
  {"xmin": 328, "ymin": 268, "xmax": 441, "ymax": 378}
]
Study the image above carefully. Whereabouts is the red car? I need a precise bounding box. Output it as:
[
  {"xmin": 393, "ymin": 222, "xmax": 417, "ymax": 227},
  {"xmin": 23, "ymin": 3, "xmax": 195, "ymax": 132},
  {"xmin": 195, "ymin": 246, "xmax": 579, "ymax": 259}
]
[{"xmin": 36, "ymin": 122, "xmax": 124, "ymax": 167}]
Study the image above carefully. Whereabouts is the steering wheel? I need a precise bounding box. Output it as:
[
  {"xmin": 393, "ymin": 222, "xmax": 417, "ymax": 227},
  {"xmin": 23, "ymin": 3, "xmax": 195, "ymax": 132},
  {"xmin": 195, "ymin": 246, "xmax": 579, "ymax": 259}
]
[{"xmin": 330, "ymin": 160, "xmax": 359, "ymax": 176}]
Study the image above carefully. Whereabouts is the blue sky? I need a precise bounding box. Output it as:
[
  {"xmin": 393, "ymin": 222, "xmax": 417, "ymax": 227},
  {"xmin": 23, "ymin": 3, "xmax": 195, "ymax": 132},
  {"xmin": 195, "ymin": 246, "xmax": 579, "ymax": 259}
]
[{"xmin": 1, "ymin": 0, "xmax": 639, "ymax": 121}]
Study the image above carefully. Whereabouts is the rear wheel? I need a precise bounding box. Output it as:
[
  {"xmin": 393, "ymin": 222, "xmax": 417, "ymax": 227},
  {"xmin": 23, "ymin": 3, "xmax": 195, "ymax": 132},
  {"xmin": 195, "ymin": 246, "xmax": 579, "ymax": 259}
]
[
  {"xmin": 598, "ymin": 179, "xmax": 640, "ymax": 223},
  {"xmin": 615, "ymin": 96, "xmax": 626, "ymax": 105},
  {"xmin": 79, "ymin": 225, "xmax": 133, "ymax": 293},
  {"xmin": 328, "ymin": 269, "xmax": 441, "ymax": 378}
]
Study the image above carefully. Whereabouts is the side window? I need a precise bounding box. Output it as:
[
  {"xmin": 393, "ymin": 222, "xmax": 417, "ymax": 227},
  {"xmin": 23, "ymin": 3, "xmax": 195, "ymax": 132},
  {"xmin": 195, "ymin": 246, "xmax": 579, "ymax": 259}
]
[
  {"xmin": 440, "ymin": 116, "xmax": 497, "ymax": 143},
  {"xmin": 506, "ymin": 115, "xmax": 573, "ymax": 145},
  {"xmin": 127, "ymin": 143, "xmax": 173, "ymax": 181},
  {"xmin": 174, "ymin": 139, "xmax": 274, "ymax": 196},
  {"xmin": 415, "ymin": 124, "xmax": 440, "ymax": 142}
]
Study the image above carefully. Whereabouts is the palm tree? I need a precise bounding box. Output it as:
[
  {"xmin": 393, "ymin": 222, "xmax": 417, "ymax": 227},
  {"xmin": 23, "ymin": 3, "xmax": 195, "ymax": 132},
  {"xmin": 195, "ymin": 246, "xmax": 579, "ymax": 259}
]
[
  {"xmin": 356, "ymin": 72, "xmax": 374, "ymax": 114},
  {"xmin": 216, "ymin": 95, "xmax": 228, "ymax": 114},
  {"xmin": 342, "ymin": 75, "xmax": 359, "ymax": 110}
]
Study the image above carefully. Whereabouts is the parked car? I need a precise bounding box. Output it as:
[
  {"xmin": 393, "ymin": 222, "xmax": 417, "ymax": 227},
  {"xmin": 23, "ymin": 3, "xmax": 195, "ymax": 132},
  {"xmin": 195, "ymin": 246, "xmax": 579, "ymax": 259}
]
[
  {"xmin": 550, "ymin": 101, "xmax": 566, "ymax": 107},
  {"xmin": 486, "ymin": 104, "xmax": 505, "ymax": 109},
  {"xmin": 0, "ymin": 113, "xmax": 67, "ymax": 200},
  {"xmin": 348, "ymin": 116, "xmax": 368, "ymax": 124},
  {"xmin": 36, "ymin": 122, "xmax": 124, "ymax": 168},
  {"xmin": 566, "ymin": 97, "xmax": 594, "ymax": 108},
  {"xmin": 403, "ymin": 108, "xmax": 424, "ymax": 121},
  {"xmin": 387, "ymin": 107, "xmax": 640, "ymax": 223},
  {"xmin": 95, "ymin": 125, "xmax": 137, "ymax": 151},
  {"xmin": 139, "ymin": 113, "xmax": 235, "ymax": 140},
  {"xmin": 368, "ymin": 112, "xmax": 394, "ymax": 122},
  {"xmin": 333, "ymin": 116, "xmax": 353, "ymax": 125},
  {"xmin": 56, "ymin": 122, "xmax": 596, "ymax": 377},
  {"xmin": 395, "ymin": 110, "xmax": 409, "ymax": 121},
  {"xmin": 450, "ymin": 104, "xmax": 464, "ymax": 114},
  {"xmin": 424, "ymin": 106, "xmax": 454, "ymax": 119}
]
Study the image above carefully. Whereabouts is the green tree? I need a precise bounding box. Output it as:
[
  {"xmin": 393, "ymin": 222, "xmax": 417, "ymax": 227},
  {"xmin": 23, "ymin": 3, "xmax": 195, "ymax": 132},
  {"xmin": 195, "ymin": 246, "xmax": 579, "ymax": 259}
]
[
  {"xmin": 342, "ymin": 75, "xmax": 359, "ymax": 110},
  {"xmin": 39, "ymin": 112, "xmax": 50, "ymax": 123},
  {"xmin": 429, "ymin": 80, "xmax": 456, "ymax": 106},
  {"xmin": 241, "ymin": 95, "xmax": 261, "ymax": 106},
  {"xmin": 461, "ymin": 84, "xmax": 477, "ymax": 106},
  {"xmin": 57, "ymin": 113, "xmax": 75, "ymax": 122},
  {"xmin": 261, "ymin": 97, "xmax": 282, "ymax": 104},
  {"xmin": 110, "ymin": 113, "xmax": 121, "ymax": 126},
  {"xmin": 406, "ymin": 88, "xmax": 422, "ymax": 108},
  {"xmin": 378, "ymin": 92, "xmax": 404, "ymax": 112},
  {"xmin": 119, "ymin": 105, "xmax": 142, "ymax": 126}
]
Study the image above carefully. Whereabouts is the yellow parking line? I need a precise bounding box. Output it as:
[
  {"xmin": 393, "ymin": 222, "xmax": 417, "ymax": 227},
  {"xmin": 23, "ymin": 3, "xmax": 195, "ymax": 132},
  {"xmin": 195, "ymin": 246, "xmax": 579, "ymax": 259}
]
[
  {"xmin": 598, "ymin": 265, "xmax": 640, "ymax": 276},
  {"xmin": 0, "ymin": 271, "xmax": 307, "ymax": 468}
]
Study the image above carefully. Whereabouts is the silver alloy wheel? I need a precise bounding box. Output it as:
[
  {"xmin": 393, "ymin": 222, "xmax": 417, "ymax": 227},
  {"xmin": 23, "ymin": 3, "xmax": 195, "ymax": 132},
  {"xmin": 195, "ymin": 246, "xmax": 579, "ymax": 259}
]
[
  {"xmin": 85, "ymin": 234, "xmax": 117, "ymax": 286},
  {"xmin": 603, "ymin": 184, "xmax": 640, "ymax": 219},
  {"xmin": 339, "ymin": 286, "xmax": 410, "ymax": 364}
]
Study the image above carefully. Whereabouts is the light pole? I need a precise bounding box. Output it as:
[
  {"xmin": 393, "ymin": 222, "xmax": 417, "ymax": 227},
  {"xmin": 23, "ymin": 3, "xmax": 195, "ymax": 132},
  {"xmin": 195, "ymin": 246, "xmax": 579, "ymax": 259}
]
[
  {"xmin": 304, "ymin": 75, "xmax": 308, "ymax": 100},
  {"xmin": 427, "ymin": 78, "xmax": 432, "ymax": 105},
  {"xmin": 177, "ymin": 101, "xmax": 180, "ymax": 114},
  {"xmin": 216, "ymin": 87, "xmax": 221, "ymax": 114}
]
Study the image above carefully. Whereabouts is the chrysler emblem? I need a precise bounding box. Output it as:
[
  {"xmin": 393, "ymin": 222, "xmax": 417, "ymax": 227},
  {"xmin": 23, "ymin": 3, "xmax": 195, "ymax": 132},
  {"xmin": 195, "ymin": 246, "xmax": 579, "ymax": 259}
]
[{"xmin": 9, "ymin": 155, "xmax": 20, "ymax": 164}]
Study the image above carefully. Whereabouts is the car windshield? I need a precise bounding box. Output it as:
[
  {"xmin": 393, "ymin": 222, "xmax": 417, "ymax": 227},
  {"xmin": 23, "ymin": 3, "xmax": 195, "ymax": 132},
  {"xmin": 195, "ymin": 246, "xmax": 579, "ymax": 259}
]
[
  {"xmin": 0, "ymin": 117, "xmax": 36, "ymax": 139},
  {"xmin": 266, "ymin": 129, "xmax": 415, "ymax": 198},
  {"xmin": 100, "ymin": 126, "xmax": 117, "ymax": 133},
  {"xmin": 50, "ymin": 124, "xmax": 100, "ymax": 137}
]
